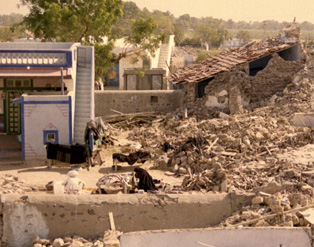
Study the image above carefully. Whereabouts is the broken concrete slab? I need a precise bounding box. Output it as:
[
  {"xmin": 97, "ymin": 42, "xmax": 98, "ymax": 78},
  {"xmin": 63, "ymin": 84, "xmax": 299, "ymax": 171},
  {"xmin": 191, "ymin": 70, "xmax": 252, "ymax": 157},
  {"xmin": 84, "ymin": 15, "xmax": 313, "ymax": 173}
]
[{"xmin": 120, "ymin": 227, "xmax": 312, "ymax": 247}]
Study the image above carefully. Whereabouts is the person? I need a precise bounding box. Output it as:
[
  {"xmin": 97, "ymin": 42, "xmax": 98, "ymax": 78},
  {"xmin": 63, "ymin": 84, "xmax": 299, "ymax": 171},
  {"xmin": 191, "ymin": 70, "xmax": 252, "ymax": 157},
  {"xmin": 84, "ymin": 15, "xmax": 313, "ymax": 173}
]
[
  {"xmin": 63, "ymin": 170, "xmax": 86, "ymax": 194},
  {"xmin": 134, "ymin": 167, "xmax": 157, "ymax": 192}
]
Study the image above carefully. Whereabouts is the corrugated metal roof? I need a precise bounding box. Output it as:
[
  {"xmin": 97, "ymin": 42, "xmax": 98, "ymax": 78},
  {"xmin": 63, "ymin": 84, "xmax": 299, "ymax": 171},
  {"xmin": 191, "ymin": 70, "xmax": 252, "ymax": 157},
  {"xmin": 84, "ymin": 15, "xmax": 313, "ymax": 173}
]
[{"xmin": 171, "ymin": 40, "xmax": 299, "ymax": 85}]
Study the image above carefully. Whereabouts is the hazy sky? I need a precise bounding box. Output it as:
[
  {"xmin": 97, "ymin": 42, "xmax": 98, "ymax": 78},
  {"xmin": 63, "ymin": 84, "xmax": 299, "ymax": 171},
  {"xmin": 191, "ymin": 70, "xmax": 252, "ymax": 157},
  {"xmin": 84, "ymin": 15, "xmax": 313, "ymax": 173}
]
[{"xmin": 1, "ymin": 0, "xmax": 314, "ymax": 23}]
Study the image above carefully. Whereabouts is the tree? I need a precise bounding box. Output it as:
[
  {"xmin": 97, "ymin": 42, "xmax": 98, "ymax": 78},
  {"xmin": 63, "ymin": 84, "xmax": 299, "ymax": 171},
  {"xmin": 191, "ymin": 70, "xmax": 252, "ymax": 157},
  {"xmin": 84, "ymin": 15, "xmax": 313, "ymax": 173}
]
[
  {"xmin": 236, "ymin": 30, "xmax": 251, "ymax": 43},
  {"xmin": 18, "ymin": 0, "xmax": 166, "ymax": 81},
  {"xmin": 126, "ymin": 17, "xmax": 167, "ymax": 56},
  {"xmin": 174, "ymin": 23, "xmax": 184, "ymax": 45},
  {"xmin": 19, "ymin": 0, "xmax": 123, "ymax": 42},
  {"xmin": 0, "ymin": 14, "xmax": 24, "ymax": 41},
  {"xmin": 195, "ymin": 24, "xmax": 219, "ymax": 48}
]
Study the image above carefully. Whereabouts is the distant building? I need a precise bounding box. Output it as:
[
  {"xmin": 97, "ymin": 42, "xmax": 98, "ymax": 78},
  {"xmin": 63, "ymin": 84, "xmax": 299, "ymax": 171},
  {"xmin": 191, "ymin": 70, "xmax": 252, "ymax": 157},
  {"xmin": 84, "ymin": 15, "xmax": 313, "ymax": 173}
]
[
  {"xmin": 222, "ymin": 38, "xmax": 245, "ymax": 49},
  {"xmin": 105, "ymin": 35, "xmax": 175, "ymax": 90}
]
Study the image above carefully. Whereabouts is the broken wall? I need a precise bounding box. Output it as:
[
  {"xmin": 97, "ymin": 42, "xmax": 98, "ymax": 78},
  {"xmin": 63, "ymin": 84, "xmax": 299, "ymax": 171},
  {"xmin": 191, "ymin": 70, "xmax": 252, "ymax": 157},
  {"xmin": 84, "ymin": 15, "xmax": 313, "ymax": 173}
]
[
  {"xmin": 250, "ymin": 53, "xmax": 302, "ymax": 106},
  {"xmin": 184, "ymin": 54, "xmax": 302, "ymax": 114},
  {"xmin": 95, "ymin": 90, "xmax": 184, "ymax": 118},
  {"xmin": 0, "ymin": 193, "xmax": 253, "ymax": 247},
  {"xmin": 196, "ymin": 65, "xmax": 250, "ymax": 114}
]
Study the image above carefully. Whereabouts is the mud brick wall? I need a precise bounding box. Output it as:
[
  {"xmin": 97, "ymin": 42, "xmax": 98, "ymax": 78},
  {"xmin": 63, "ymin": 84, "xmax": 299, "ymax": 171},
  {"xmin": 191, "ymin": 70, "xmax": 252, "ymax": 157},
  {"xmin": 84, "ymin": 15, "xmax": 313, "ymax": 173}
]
[
  {"xmin": 95, "ymin": 90, "xmax": 184, "ymax": 117},
  {"xmin": 183, "ymin": 84, "xmax": 195, "ymax": 108}
]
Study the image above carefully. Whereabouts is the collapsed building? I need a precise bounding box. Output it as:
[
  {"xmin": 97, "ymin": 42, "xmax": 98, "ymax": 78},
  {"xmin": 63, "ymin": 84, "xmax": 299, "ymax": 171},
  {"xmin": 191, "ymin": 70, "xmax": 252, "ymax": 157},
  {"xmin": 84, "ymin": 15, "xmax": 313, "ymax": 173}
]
[
  {"xmin": 170, "ymin": 23, "xmax": 303, "ymax": 114},
  {"xmin": 1, "ymin": 24, "xmax": 314, "ymax": 247}
]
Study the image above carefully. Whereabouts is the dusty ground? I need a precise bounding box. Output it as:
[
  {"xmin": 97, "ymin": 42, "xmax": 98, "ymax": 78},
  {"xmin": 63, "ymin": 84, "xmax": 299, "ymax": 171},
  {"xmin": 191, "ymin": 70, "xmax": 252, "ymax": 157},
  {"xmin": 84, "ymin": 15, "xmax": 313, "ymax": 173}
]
[{"xmin": 0, "ymin": 130, "xmax": 182, "ymax": 193}]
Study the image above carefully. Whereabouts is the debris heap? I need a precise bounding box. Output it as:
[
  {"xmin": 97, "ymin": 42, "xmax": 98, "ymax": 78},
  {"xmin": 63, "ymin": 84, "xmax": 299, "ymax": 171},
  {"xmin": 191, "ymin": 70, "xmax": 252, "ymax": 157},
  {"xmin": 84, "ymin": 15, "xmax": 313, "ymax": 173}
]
[{"xmin": 0, "ymin": 174, "xmax": 39, "ymax": 194}]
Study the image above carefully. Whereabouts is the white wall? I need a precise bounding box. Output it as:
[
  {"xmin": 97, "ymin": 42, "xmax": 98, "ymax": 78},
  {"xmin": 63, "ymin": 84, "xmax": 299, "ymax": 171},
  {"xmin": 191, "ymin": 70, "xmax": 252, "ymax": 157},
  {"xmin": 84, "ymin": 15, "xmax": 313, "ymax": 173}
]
[
  {"xmin": 23, "ymin": 94, "xmax": 71, "ymax": 159},
  {"xmin": 120, "ymin": 227, "xmax": 312, "ymax": 247}
]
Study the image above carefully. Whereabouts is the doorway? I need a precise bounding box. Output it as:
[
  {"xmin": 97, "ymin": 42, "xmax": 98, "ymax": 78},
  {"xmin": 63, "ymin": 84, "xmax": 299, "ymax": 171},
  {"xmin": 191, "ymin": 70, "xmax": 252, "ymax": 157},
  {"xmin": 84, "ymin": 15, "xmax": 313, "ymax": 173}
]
[{"xmin": 6, "ymin": 91, "xmax": 21, "ymax": 134}]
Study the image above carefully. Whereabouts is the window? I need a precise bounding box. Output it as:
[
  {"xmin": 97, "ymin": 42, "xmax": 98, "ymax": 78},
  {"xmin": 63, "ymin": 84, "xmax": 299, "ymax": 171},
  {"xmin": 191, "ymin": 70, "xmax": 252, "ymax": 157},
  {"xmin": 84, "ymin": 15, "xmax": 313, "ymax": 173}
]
[
  {"xmin": 15, "ymin": 80, "xmax": 22, "ymax": 88},
  {"xmin": 5, "ymin": 79, "xmax": 32, "ymax": 88},
  {"xmin": 6, "ymin": 80, "xmax": 14, "ymax": 87},
  {"xmin": 43, "ymin": 130, "xmax": 59, "ymax": 144},
  {"xmin": 23, "ymin": 80, "xmax": 31, "ymax": 87},
  {"xmin": 151, "ymin": 96, "xmax": 158, "ymax": 103},
  {"xmin": 47, "ymin": 133, "xmax": 56, "ymax": 142}
]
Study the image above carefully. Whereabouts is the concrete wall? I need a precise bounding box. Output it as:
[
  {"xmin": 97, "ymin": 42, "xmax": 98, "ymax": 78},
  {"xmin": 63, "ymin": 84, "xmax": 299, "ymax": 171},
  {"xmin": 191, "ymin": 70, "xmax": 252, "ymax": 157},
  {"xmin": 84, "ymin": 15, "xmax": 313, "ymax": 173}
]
[
  {"xmin": 0, "ymin": 192, "xmax": 253, "ymax": 247},
  {"xmin": 120, "ymin": 227, "xmax": 312, "ymax": 247},
  {"xmin": 95, "ymin": 90, "xmax": 184, "ymax": 117}
]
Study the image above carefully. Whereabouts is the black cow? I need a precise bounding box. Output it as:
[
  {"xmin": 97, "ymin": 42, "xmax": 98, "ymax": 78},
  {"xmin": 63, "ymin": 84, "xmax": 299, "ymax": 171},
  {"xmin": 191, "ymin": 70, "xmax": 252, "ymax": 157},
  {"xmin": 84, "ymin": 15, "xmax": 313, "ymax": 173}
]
[{"xmin": 112, "ymin": 151, "xmax": 151, "ymax": 171}]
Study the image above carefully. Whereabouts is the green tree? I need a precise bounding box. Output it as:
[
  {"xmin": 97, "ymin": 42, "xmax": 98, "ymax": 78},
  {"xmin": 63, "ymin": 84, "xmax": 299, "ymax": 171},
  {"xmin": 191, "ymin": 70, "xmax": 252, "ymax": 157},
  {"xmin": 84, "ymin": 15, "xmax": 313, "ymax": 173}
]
[
  {"xmin": 195, "ymin": 50, "xmax": 209, "ymax": 63},
  {"xmin": 174, "ymin": 23, "xmax": 184, "ymax": 45},
  {"xmin": 0, "ymin": 14, "xmax": 25, "ymax": 41},
  {"xmin": 236, "ymin": 30, "xmax": 251, "ymax": 43},
  {"xmin": 195, "ymin": 24, "xmax": 219, "ymax": 48},
  {"xmin": 19, "ymin": 0, "xmax": 123, "ymax": 42},
  {"xmin": 18, "ymin": 0, "xmax": 166, "ymax": 81},
  {"xmin": 126, "ymin": 17, "xmax": 167, "ymax": 55}
]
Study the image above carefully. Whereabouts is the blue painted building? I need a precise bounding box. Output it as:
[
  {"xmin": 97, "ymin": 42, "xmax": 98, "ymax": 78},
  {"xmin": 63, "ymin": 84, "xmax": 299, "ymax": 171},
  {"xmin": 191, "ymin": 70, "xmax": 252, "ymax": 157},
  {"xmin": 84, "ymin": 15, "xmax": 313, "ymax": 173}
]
[{"xmin": 0, "ymin": 42, "xmax": 94, "ymax": 160}]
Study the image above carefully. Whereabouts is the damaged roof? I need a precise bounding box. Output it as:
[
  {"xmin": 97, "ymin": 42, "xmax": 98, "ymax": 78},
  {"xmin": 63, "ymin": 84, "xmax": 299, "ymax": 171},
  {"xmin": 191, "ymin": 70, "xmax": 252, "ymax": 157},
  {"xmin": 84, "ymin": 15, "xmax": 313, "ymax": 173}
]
[{"xmin": 171, "ymin": 40, "xmax": 299, "ymax": 85}]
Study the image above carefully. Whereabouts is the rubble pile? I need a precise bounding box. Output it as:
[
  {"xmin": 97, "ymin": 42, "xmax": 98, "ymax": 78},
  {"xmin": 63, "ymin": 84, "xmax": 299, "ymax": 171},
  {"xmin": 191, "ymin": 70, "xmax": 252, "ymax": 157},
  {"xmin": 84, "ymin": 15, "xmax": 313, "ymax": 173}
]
[
  {"xmin": 221, "ymin": 191, "xmax": 314, "ymax": 228},
  {"xmin": 0, "ymin": 174, "xmax": 39, "ymax": 194},
  {"xmin": 250, "ymin": 54, "xmax": 303, "ymax": 107},
  {"xmin": 171, "ymin": 46, "xmax": 199, "ymax": 57},
  {"xmin": 127, "ymin": 62, "xmax": 314, "ymax": 195},
  {"xmin": 271, "ymin": 68, "xmax": 314, "ymax": 118},
  {"xmin": 32, "ymin": 235, "xmax": 105, "ymax": 247},
  {"xmin": 129, "ymin": 110, "xmax": 313, "ymax": 191}
]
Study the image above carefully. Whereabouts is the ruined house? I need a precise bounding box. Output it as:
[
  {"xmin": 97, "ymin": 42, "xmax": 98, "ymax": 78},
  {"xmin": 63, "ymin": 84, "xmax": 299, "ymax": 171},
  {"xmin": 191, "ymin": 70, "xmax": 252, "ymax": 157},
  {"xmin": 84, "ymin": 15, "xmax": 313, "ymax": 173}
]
[{"xmin": 170, "ymin": 25, "xmax": 303, "ymax": 114}]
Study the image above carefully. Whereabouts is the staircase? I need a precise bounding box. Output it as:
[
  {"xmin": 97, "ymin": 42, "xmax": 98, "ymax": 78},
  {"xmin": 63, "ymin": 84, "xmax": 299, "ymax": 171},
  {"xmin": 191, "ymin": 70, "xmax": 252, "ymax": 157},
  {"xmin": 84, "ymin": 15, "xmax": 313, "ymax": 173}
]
[
  {"xmin": 157, "ymin": 42, "xmax": 170, "ymax": 74},
  {"xmin": 73, "ymin": 63, "xmax": 94, "ymax": 144},
  {"xmin": 157, "ymin": 35, "xmax": 175, "ymax": 76}
]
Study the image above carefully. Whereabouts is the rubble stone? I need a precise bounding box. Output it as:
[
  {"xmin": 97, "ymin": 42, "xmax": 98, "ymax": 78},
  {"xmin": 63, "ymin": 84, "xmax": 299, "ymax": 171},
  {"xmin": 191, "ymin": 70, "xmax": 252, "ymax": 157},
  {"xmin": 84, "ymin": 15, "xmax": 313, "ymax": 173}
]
[
  {"xmin": 252, "ymin": 196, "xmax": 264, "ymax": 205},
  {"xmin": 52, "ymin": 238, "xmax": 64, "ymax": 247}
]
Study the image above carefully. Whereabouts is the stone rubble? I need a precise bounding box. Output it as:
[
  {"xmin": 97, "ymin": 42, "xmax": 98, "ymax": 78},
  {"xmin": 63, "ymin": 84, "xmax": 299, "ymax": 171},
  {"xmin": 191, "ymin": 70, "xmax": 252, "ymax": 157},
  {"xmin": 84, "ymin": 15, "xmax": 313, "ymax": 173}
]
[
  {"xmin": 0, "ymin": 174, "xmax": 39, "ymax": 194},
  {"xmin": 120, "ymin": 59, "xmax": 314, "ymax": 229},
  {"xmin": 32, "ymin": 235, "xmax": 106, "ymax": 247},
  {"xmin": 10, "ymin": 41, "xmax": 314, "ymax": 245}
]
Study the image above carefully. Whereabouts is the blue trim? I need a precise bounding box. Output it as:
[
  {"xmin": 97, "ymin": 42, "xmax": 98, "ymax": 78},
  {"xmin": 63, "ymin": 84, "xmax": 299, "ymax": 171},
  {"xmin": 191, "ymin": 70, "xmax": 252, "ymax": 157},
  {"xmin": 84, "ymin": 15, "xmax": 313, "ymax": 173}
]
[
  {"xmin": 43, "ymin": 130, "xmax": 59, "ymax": 144},
  {"xmin": 0, "ymin": 50, "xmax": 72, "ymax": 68},
  {"xmin": 0, "ymin": 50, "xmax": 68, "ymax": 53},
  {"xmin": 12, "ymin": 97, "xmax": 24, "ymax": 104},
  {"xmin": 0, "ymin": 64, "xmax": 68, "ymax": 68},
  {"xmin": 24, "ymin": 101, "xmax": 69, "ymax": 105},
  {"xmin": 69, "ymin": 96, "xmax": 72, "ymax": 145},
  {"xmin": 66, "ymin": 52, "xmax": 72, "ymax": 68},
  {"xmin": 21, "ymin": 100, "xmax": 25, "ymax": 160}
]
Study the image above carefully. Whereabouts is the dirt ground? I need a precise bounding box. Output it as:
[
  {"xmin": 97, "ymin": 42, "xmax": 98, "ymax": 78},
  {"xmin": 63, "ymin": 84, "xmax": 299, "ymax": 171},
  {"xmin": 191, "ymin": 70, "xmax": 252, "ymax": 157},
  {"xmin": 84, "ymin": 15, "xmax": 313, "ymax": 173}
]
[{"xmin": 0, "ymin": 130, "xmax": 182, "ymax": 193}]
